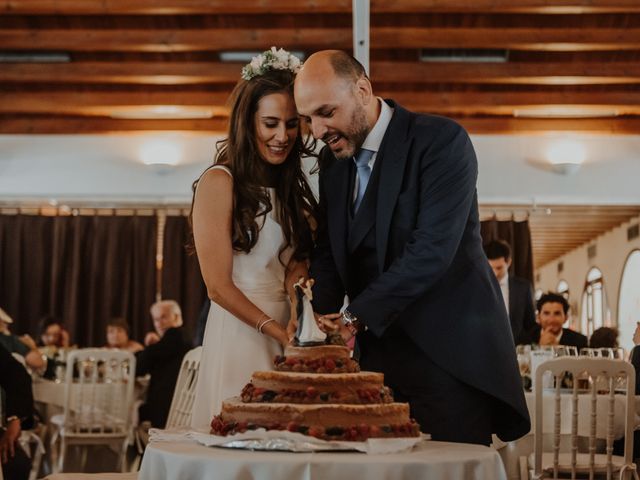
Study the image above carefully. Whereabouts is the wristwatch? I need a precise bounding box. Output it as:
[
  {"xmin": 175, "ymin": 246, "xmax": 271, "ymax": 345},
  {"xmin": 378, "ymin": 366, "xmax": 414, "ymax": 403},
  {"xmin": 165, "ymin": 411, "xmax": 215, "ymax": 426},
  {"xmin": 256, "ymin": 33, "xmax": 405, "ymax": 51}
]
[{"xmin": 342, "ymin": 310, "xmax": 362, "ymax": 336}]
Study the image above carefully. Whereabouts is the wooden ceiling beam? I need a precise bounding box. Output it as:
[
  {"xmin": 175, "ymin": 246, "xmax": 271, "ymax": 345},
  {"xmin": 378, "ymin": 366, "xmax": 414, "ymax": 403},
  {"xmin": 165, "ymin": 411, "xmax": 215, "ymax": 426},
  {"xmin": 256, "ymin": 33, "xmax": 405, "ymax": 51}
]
[
  {"xmin": 2, "ymin": 28, "xmax": 639, "ymax": 52},
  {"xmin": 2, "ymin": 114, "xmax": 640, "ymax": 135},
  {"xmin": 5, "ymin": 61, "xmax": 640, "ymax": 86},
  {"xmin": 0, "ymin": 28, "xmax": 352, "ymax": 52},
  {"xmin": 373, "ymin": 62, "xmax": 640, "ymax": 85},
  {"xmin": 3, "ymin": 0, "xmax": 638, "ymax": 14},
  {"xmin": 457, "ymin": 118, "xmax": 640, "ymax": 134},
  {"xmin": 5, "ymin": 90, "xmax": 640, "ymax": 112},
  {"xmin": 0, "ymin": 116, "xmax": 228, "ymax": 134},
  {"xmin": 0, "ymin": 62, "xmax": 242, "ymax": 84}
]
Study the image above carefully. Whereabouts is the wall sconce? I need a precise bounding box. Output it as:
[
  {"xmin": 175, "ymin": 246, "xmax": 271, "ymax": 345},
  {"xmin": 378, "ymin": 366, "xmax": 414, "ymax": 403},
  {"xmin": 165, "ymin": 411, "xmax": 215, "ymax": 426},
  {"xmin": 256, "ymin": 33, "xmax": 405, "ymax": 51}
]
[
  {"xmin": 545, "ymin": 139, "xmax": 586, "ymax": 175},
  {"xmin": 139, "ymin": 138, "xmax": 182, "ymax": 174}
]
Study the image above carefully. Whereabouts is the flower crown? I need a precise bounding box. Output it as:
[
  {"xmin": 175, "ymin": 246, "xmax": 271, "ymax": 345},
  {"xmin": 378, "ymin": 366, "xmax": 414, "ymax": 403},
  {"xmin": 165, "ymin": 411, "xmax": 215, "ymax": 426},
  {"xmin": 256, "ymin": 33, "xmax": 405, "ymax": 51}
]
[{"xmin": 241, "ymin": 47, "xmax": 302, "ymax": 81}]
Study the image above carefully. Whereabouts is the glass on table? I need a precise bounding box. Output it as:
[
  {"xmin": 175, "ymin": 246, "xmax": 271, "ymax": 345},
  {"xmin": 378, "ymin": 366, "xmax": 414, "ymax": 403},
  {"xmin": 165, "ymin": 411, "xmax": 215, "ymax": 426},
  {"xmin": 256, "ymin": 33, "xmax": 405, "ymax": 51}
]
[
  {"xmin": 516, "ymin": 345, "xmax": 532, "ymax": 390},
  {"xmin": 580, "ymin": 347, "xmax": 597, "ymax": 357}
]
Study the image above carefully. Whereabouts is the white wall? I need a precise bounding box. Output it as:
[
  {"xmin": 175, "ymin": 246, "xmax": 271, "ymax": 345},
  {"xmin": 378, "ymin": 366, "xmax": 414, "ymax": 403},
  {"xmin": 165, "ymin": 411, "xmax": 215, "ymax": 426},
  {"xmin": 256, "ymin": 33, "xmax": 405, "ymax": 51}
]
[
  {"xmin": 1, "ymin": 132, "xmax": 640, "ymax": 206},
  {"xmin": 536, "ymin": 214, "xmax": 640, "ymax": 351}
]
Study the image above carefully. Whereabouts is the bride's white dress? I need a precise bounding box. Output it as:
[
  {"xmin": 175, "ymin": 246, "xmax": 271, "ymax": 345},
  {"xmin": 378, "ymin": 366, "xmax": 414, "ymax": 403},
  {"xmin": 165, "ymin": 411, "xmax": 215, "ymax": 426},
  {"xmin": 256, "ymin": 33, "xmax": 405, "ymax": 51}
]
[{"xmin": 191, "ymin": 166, "xmax": 292, "ymax": 429}]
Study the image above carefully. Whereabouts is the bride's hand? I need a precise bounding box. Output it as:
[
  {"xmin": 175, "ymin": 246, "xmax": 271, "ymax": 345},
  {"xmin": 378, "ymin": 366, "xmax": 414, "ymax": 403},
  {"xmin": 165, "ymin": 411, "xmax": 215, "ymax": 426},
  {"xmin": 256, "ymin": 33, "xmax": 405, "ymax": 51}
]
[{"xmin": 286, "ymin": 311, "xmax": 298, "ymax": 343}]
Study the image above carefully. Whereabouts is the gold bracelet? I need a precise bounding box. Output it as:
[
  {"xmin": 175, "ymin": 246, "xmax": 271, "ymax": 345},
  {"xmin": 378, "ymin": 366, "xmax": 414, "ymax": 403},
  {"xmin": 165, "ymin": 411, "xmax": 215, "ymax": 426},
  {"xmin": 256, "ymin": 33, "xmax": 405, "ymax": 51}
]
[
  {"xmin": 258, "ymin": 318, "xmax": 276, "ymax": 334},
  {"xmin": 255, "ymin": 313, "xmax": 269, "ymax": 332},
  {"xmin": 256, "ymin": 314, "xmax": 273, "ymax": 332}
]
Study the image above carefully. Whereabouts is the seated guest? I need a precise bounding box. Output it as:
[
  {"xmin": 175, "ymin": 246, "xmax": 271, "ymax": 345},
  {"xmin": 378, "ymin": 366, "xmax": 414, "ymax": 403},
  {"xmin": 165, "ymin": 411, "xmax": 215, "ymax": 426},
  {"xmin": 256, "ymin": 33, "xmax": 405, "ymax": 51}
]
[
  {"xmin": 520, "ymin": 292, "xmax": 588, "ymax": 350},
  {"xmin": 0, "ymin": 344, "xmax": 35, "ymax": 480},
  {"xmin": 136, "ymin": 300, "xmax": 190, "ymax": 428},
  {"xmin": 37, "ymin": 315, "xmax": 70, "ymax": 350},
  {"xmin": 0, "ymin": 308, "xmax": 45, "ymax": 372},
  {"xmin": 589, "ymin": 326, "xmax": 619, "ymax": 349},
  {"xmin": 37, "ymin": 315, "xmax": 71, "ymax": 379},
  {"xmin": 105, "ymin": 317, "xmax": 143, "ymax": 353},
  {"xmin": 484, "ymin": 239, "xmax": 536, "ymax": 345}
]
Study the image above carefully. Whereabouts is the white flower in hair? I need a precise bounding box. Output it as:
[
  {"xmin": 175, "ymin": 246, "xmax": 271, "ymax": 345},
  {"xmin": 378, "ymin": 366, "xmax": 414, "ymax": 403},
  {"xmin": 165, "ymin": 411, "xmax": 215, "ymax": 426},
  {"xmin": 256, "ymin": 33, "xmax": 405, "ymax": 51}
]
[{"xmin": 241, "ymin": 46, "xmax": 303, "ymax": 81}]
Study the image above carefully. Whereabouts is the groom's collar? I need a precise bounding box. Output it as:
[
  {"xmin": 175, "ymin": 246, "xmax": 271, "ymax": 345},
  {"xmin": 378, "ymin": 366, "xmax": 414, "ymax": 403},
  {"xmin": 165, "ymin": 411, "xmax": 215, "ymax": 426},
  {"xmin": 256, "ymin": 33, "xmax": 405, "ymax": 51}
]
[{"xmin": 361, "ymin": 97, "xmax": 394, "ymax": 154}]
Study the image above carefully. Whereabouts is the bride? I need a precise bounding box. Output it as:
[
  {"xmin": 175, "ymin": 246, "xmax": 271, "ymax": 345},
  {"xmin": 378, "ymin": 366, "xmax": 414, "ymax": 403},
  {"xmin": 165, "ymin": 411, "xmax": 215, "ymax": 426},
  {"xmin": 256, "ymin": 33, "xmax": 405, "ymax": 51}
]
[{"xmin": 190, "ymin": 48, "xmax": 318, "ymax": 429}]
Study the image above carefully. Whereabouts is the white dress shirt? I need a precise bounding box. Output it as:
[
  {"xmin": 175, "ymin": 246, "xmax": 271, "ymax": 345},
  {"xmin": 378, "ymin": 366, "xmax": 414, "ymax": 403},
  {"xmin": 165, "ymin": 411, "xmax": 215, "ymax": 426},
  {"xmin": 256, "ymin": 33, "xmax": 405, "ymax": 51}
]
[
  {"xmin": 352, "ymin": 98, "xmax": 394, "ymax": 202},
  {"xmin": 499, "ymin": 271, "xmax": 510, "ymax": 316}
]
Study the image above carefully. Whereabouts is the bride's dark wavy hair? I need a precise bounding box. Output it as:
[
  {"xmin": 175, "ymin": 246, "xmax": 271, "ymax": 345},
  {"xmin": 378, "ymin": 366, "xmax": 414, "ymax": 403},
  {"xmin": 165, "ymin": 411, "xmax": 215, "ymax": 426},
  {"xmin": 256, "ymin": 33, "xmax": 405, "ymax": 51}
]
[{"xmin": 189, "ymin": 68, "xmax": 318, "ymax": 263}]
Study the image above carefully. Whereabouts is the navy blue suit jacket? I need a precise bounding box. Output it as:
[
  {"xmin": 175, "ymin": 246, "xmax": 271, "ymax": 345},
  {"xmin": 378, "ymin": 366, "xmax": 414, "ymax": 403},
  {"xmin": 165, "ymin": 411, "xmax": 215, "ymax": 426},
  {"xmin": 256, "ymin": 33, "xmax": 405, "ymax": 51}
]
[{"xmin": 311, "ymin": 100, "xmax": 530, "ymax": 441}]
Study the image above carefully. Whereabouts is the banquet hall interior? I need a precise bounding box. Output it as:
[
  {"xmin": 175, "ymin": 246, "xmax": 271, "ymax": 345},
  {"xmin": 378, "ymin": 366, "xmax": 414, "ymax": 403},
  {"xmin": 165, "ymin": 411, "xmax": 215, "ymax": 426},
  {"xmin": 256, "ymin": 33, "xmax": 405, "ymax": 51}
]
[{"xmin": 1, "ymin": 1, "xmax": 640, "ymax": 479}]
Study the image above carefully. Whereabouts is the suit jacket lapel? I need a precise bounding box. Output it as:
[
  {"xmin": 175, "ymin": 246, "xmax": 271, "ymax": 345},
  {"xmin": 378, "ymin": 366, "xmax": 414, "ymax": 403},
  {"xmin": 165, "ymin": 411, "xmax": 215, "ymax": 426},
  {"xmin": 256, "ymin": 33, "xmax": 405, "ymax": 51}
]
[{"xmin": 376, "ymin": 100, "xmax": 412, "ymax": 273}]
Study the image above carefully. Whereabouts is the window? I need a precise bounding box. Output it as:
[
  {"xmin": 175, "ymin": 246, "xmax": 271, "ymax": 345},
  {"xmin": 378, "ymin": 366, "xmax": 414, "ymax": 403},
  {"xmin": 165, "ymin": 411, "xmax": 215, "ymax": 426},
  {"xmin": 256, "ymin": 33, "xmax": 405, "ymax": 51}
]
[
  {"xmin": 580, "ymin": 267, "xmax": 610, "ymax": 337},
  {"xmin": 618, "ymin": 250, "xmax": 640, "ymax": 354}
]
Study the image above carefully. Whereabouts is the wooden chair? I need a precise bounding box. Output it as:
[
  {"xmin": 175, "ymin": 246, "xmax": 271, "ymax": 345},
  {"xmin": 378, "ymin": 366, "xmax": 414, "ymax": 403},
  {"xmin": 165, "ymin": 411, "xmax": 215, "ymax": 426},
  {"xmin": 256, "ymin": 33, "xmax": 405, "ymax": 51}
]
[
  {"xmin": 165, "ymin": 346, "xmax": 202, "ymax": 430},
  {"xmin": 49, "ymin": 348, "xmax": 136, "ymax": 473},
  {"xmin": 520, "ymin": 356, "xmax": 639, "ymax": 479}
]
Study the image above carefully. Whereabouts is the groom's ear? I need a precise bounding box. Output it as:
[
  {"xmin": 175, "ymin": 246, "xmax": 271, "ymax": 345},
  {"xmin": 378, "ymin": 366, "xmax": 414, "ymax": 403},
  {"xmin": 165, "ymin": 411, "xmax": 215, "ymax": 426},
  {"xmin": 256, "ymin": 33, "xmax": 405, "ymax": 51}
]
[{"xmin": 355, "ymin": 76, "xmax": 373, "ymax": 104}]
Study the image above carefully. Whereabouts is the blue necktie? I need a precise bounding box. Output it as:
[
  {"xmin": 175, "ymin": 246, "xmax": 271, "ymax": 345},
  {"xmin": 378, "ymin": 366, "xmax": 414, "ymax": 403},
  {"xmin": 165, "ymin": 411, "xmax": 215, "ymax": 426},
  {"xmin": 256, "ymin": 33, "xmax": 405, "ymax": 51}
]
[{"xmin": 353, "ymin": 148, "xmax": 374, "ymax": 213}]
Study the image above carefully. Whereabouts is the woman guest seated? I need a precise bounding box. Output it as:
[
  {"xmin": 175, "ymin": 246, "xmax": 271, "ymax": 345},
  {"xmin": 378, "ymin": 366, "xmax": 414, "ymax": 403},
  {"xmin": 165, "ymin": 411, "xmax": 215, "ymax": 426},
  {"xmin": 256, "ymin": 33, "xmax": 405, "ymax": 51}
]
[
  {"xmin": 105, "ymin": 317, "xmax": 143, "ymax": 353},
  {"xmin": 37, "ymin": 315, "xmax": 71, "ymax": 379},
  {"xmin": 38, "ymin": 315, "xmax": 70, "ymax": 351}
]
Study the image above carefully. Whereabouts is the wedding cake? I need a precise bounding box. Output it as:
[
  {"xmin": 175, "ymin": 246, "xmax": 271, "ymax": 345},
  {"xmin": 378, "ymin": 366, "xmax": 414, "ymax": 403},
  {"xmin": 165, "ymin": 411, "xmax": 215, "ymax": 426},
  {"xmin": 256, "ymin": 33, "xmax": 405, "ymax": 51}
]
[{"xmin": 210, "ymin": 280, "xmax": 419, "ymax": 441}]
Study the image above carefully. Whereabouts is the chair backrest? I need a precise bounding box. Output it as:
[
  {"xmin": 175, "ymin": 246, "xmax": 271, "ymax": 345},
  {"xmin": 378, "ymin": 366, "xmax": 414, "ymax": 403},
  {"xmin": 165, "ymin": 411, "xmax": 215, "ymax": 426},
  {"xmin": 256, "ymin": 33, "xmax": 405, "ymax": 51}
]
[
  {"xmin": 534, "ymin": 356, "xmax": 636, "ymax": 478},
  {"xmin": 165, "ymin": 346, "xmax": 202, "ymax": 430},
  {"xmin": 62, "ymin": 348, "xmax": 136, "ymax": 437}
]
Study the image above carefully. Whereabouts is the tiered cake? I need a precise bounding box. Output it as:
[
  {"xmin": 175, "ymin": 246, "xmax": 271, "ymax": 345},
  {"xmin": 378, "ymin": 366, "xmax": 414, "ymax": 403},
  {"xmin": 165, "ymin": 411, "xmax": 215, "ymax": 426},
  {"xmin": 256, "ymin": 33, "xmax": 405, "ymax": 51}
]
[{"xmin": 210, "ymin": 344, "xmax": 420, "ymax": 441}]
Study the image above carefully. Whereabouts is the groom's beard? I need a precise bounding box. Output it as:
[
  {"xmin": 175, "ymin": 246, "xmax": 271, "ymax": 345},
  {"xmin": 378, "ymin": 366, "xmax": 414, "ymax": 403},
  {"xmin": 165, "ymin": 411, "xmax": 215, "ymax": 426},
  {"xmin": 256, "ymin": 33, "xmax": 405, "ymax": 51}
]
[{"xmin": 329, "ymin": 104, "xmax": 369, "ymax": 160}]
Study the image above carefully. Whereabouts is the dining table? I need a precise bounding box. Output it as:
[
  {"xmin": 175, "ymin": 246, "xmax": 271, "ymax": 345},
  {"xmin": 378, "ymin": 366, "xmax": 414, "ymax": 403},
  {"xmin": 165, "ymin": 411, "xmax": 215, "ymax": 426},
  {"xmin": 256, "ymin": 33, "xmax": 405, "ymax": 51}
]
[{"xmin": 139, "ymin": 436, "xmax": 508, "ymax": 480}]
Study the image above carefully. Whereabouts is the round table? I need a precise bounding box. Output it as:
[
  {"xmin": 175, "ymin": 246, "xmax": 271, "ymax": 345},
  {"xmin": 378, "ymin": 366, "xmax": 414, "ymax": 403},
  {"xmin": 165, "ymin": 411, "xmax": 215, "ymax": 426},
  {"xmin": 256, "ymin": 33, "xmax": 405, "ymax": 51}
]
[{"xmin": 138, "ymin": 439, "xmax": 507, "ymax": 480}]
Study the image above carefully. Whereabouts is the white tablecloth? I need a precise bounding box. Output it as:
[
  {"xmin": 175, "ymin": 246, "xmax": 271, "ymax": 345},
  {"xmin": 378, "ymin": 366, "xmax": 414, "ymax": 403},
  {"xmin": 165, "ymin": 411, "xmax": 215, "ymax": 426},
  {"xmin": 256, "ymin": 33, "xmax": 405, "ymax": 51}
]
[
  {"xmin": 525, "ymin": 391, "xmax": 634, "ymax": 439},
  {"xmin": 33, "ymin": 377, "xmax": 149, "ymax": 408},
  {"xmin": 138, "ymin": 439, "xmax": 507, "ymax": 480}
]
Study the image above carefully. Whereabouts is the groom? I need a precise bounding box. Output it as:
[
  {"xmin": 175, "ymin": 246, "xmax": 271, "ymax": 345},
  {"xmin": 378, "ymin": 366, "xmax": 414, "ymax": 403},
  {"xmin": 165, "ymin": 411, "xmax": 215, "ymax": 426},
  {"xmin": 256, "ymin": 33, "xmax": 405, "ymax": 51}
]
[{"xmin": 294, "ymin": 50, "xmax": 530, "ymax": 445}]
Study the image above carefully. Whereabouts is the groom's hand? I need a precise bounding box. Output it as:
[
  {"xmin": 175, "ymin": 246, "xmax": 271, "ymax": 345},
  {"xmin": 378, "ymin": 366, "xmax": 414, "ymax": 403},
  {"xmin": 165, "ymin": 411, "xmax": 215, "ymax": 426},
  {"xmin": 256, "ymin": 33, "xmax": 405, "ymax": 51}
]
[{"xmin": 314, "ymin": 312, "xmax": 343, "ymax": 333}]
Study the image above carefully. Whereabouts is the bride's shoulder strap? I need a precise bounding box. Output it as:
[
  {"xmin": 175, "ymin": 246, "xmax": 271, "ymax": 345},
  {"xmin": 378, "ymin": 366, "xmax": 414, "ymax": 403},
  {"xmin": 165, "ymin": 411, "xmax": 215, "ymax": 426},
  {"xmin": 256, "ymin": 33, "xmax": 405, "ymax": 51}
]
[{"xmin": 207, "ymin": 164, "xmax": 233, "ymax": 178}]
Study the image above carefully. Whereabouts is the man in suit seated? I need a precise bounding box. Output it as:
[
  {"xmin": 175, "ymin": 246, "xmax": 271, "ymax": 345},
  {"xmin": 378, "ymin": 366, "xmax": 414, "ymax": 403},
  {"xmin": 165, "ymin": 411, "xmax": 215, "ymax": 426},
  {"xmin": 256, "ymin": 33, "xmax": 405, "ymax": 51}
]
[
  {"xmin": 484, "ymin": 240, "xmax": 536, "ymax": 345},
  {"xmin": 136, "ymin": 300, "xmax": 191, "ymax": 428},
  {"xmin": 520, "ymin": 292, "xmax": 588, "ymax": 349}
]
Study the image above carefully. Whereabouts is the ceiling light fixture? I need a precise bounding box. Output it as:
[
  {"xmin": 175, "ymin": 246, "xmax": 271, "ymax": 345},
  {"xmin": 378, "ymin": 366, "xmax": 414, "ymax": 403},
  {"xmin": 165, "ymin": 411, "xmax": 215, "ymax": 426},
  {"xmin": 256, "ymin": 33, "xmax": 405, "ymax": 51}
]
[
  {"xmin": 419, "ymin": 48, "xmax": 509, "ymax": 63},
  {"xmin": 0, "ymin": 52, "xmax": 71, "ymax": 63},
  {"xmin": 139, "ymin": 138, "xmax": 182, "ymax": 174},
  {"xmin": 219, "ymin": 50, "xmax": 306, "ymax": 62},
  {"xmin": 110, "ymin": 105, "xmax": 214, "ymax": 120},
  {"xmin": 514, "ymin": 106, "xmax": 619, "ymax": 119},
  {"xmin": 545, "ymin": 138, "xmax": 586, "ymax": 175}
]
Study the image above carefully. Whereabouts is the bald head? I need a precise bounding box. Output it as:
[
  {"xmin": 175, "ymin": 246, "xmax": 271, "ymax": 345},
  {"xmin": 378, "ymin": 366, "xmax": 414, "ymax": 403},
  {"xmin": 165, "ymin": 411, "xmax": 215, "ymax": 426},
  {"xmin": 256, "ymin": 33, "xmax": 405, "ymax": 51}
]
[
  {"xmin": 298, "ymin": 50, "xmax": 366, "ymax": 85},
  {"xmin": 295, "ymin": 50, "xmax": 378, "ymax": 159}
]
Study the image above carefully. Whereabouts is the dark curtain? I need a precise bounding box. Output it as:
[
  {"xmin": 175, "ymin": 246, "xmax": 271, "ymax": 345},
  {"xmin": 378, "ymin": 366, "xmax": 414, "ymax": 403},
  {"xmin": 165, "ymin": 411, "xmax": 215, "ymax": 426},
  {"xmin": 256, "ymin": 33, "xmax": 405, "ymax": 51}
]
[
  {"xmin": 0, "ymin": 214, "xmax": 156, "ymax": 346},
  {"xmin": 480, "ymin": 218, "xmax": 534, "ymax": 284},
  {"xmin": 161, "ymin": 215, "xmax": 207, "ymax": 343},
  {"xmin": 0, "ymin": 215, "xmax": 54, "ymax": 335}
]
